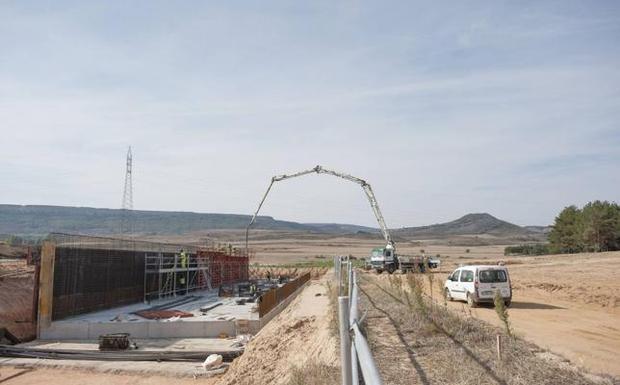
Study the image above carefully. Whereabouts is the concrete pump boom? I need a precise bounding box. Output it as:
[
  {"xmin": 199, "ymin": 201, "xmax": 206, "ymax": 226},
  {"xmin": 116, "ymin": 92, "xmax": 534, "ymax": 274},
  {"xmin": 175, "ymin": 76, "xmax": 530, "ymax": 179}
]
[{"xmin": 245, "ymin": 165, "xmax": 393, "ymax": 253}]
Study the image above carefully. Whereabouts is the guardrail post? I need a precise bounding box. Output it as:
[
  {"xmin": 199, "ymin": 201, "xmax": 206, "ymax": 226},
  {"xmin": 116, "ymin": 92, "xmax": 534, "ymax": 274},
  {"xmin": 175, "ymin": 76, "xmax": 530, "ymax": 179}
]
[
  {"xmin": 349, "ymin": 271, "xmax": 358, "ymax": 324},
  {"xmin": 339, "ymin": 296, "xmax": 352, "ymax": 385},
  {"xmin": 348, "ymin": 261, "xmax": 353, "ymax": 298},
  {"xmin": 350, "ymin": 270, "xmax": 359, "ymax": 384},
  {"xmin": 334, "ymin": 256, "xmax": 338, "ymax": 279}
]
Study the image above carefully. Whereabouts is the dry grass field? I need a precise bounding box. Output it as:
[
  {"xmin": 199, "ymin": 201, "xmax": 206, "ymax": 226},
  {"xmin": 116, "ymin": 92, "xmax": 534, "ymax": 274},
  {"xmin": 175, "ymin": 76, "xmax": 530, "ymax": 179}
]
[
  {"xmin": 1, "ymin": 233, "xmax": 618, "ymax": 383},
  {"xmin": 235, "ymin": 233, "xmax": 620, "ymax": 378}
]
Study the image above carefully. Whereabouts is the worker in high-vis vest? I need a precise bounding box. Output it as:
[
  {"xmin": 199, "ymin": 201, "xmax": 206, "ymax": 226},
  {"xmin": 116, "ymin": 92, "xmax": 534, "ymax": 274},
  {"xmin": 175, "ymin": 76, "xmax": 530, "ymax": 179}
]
[
  {"xmin": 178, "ymin": 249, "xmax": 188, "ymax": 290},
  {"xmin": 180, "ymin": 250, "xmax": 188, "ymax": 269}
]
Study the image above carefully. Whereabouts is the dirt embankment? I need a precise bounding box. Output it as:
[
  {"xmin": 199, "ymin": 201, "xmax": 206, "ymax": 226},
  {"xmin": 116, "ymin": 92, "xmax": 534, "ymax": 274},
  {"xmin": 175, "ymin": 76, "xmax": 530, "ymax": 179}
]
[
  {"xmin": 0, "ymin": 259, "xmax": 35, "ymax": 341},
  {"xmin": 215, "ymin": 276, "xmax": 339, "ymax": 385}
]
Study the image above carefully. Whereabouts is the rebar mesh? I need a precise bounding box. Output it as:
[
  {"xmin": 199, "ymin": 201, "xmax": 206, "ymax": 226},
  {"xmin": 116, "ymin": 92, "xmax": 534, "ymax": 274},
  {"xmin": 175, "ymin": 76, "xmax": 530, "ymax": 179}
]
[{"xmin": 46, "ymin": 233, "xmax": 249, "ymax": 320}]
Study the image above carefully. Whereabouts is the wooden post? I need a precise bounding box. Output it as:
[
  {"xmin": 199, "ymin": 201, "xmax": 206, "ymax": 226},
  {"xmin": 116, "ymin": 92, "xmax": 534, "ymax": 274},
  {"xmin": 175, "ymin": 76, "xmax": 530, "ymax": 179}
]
[
  {"xmin": 37, "ymin": 242, "xmax": 56, "ymax": 337},
  {"xmin": 31, "ymin": 263, "xmax": 40, "ymax": 326},
  {"xmin": 496, "ymin": 334, "xmax": 502, "ymax": 362}
]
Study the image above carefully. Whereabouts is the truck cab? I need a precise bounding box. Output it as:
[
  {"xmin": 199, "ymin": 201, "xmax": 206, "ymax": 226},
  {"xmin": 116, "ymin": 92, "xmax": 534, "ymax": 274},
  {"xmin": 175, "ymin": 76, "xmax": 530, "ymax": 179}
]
[{"xmin": 369, "ymin": 245, "xmax": 397, "ymax": 274}]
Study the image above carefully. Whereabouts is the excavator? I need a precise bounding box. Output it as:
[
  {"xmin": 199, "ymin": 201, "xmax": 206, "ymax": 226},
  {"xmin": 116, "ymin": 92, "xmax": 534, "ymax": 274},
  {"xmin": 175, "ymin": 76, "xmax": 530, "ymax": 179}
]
[{"xmin": 245, "ymin": 165, "xmax": 438, "ymax": 274}]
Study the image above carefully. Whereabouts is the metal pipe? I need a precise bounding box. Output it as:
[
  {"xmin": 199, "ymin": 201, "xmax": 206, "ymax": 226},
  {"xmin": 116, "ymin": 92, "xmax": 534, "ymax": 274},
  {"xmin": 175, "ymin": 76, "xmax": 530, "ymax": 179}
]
[
  {"xmin": 338, "ymin": 296, "xmax": 353, "ymax": 385},
  {"xmin": 334, "ymin": 256, "xmax": 338, "ymax": 280},
  {"xmin": 350, "ymin": 270, "xmax": 359, "ymax": 384},
  {"xmin": 352, "ymin": 323, "xmax": 383, "ymax": 385}
]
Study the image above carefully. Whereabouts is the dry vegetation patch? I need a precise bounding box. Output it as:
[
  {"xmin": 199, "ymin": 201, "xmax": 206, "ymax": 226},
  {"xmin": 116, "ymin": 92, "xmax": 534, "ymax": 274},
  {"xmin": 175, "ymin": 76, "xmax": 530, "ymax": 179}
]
[{"xmin": 358, "ymin": 273, "xmax": 615, "ymax": 385}]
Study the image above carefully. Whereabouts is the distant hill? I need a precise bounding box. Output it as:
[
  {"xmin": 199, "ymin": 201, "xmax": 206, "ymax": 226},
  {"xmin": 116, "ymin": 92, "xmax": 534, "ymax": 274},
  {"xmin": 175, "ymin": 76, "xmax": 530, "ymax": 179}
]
[
  {"xmin": 0, "ymin": 205, "xmax": 546, "ymax": 242},
  {"xmin": 392, "ymin": 213, "xmax": 541, "ymax": 240},
  {"xmin": 523, "ymin": 225, "xmax": 553, "ymax": 235},
  {"xmin": 0, "ymin": 204, "xmax": 375, "ymax": 236}
]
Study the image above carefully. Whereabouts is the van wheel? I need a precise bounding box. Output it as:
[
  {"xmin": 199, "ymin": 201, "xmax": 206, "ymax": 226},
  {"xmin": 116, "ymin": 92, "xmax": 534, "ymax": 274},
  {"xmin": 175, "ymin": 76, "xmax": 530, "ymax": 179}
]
[
  {"xmin": 376, "ymin": 269, "xmax": 383, "ymax": 274},
  {"xmin": 504, "ymin": 300, "xmax": 511, "ymax": 307},
  {"xmin": 387, "ymin": 265, "xmax": 395, "ymax": 274},
  {"xmin": 467, "ymin": 293, "xmax": 477, "ymax": 308},
  {"xmin": 445, "ymin": 288, "xmax": 453, "ymax": 302}
]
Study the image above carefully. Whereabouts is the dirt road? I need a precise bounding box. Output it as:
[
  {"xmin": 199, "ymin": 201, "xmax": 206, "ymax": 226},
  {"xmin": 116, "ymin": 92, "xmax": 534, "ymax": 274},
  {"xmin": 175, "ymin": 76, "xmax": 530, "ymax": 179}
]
[
  {"xmin": 357, "ymin": 273, "xmax": 614, "ymax": 385},
  {"xmin": 442, "ymin": 252, "xmax": 619, "ymax": 377},
  {"xmin": 367, "ymin": 251, "xmax": 620, "ymax": 378},
  {"xmin": 457, "ymin": 291, "xmax": 620, "ymax": 376}
]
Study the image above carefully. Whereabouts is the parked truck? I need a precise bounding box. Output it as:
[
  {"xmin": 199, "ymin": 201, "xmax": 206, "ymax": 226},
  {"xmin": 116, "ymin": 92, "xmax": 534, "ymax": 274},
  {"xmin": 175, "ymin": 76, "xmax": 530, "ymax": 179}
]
[{"xmin": 370, "ymin": 248, "xmax": 440, "ymax": 274}]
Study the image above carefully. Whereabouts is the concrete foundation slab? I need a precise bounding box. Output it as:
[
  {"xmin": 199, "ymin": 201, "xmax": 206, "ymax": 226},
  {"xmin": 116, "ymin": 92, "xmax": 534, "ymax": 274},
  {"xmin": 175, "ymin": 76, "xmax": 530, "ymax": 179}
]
[{"xmin": 40, "ymin": 288, "xmax": 259, "ymax": 340}]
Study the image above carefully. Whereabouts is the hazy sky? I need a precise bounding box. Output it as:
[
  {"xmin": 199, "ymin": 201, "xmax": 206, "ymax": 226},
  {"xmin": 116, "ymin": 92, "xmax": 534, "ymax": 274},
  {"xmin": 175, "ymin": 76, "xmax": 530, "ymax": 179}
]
[{"xmin": 1, "ymin": 1, "xmax": 619, "ymax": 227}]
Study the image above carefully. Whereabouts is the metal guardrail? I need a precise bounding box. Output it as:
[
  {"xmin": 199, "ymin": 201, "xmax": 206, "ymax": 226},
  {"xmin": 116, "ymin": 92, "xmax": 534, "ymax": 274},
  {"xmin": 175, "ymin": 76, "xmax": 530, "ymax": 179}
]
[{"xmin": 334, "ymin": 256, "xmax": 383, "ymax": 385}]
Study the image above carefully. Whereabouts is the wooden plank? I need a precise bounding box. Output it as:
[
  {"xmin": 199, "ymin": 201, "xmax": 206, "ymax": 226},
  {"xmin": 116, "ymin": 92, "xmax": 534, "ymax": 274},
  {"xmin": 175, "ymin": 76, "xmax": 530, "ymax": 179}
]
[{"xmin": 37, "ymin": 241, "xmax": 55, "ymax": 336}]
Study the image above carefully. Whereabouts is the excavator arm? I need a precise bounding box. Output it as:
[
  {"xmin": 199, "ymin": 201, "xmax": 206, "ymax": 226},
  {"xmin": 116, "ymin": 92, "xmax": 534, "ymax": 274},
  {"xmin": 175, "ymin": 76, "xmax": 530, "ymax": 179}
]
[{"xmin": 245, "ymin": 165, "xmax": 393, "ymax": 253}]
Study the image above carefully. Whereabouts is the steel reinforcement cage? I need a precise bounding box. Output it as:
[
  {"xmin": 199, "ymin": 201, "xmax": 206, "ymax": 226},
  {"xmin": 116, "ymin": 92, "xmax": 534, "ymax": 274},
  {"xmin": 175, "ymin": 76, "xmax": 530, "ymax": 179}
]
[{"xmin": 45, "ymin": 233, "xmax": 249, "ymax": 320}]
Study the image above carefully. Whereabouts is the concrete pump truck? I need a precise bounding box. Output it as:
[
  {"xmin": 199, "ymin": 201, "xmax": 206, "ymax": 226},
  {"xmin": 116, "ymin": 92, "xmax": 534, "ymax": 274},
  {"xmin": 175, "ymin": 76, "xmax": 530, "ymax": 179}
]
[{"xmin": 245, "ymin": 165, "xmax": 439, "ymax": 274}]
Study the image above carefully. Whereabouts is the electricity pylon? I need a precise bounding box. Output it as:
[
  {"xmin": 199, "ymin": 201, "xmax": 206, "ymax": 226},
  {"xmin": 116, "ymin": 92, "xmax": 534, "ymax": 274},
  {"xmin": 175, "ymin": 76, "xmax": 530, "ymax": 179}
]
[{"xmin": 121, "ymin": 146, "xmax": 133, "ymax": 234}]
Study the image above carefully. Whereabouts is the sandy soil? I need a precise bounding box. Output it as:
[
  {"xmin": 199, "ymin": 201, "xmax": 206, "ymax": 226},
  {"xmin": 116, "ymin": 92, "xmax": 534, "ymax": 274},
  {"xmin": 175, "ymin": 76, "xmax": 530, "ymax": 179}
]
[
  {"xmin": 238, "ymin": 234, "xmax": 620, "ymax": 378},
  {"xmin": 357, "ymin": 272, "xmax": 616, "ymax": 385},
  {"xmin": 0, "ymin": 275, "xmax": 337, "ymax": 385},
  {"xmin": 0, "ymin": 366, "xmax": 202, "ymax": 385},
  {"xmin": 215, "ymin": 275, "xmax": 339, "ymax": 385},
  {"xmin": 428, "ymin": 251, "xmax": 620, "ymax": 377},
  {"xmin": 1, "ymin": 234, "xmax": 618, "ymax": 382}
]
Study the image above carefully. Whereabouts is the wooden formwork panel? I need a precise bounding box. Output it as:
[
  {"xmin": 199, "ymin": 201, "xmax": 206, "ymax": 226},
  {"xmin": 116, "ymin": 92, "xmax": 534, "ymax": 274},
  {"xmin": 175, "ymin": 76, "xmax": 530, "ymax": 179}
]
[
  {"xmin": 258, "ymin": 273, "xmax": 311, "ymax": 317},
  {"xmin": 51, "ymin": 247, "xmax": 145, "ymax": 320}
]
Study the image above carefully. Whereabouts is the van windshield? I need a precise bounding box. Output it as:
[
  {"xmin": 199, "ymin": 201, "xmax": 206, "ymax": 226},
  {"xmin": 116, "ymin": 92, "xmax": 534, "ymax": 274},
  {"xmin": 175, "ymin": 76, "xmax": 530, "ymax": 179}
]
[{"xmin": 479, "ymin": 270, "xmax": 507, "ymax": 283}]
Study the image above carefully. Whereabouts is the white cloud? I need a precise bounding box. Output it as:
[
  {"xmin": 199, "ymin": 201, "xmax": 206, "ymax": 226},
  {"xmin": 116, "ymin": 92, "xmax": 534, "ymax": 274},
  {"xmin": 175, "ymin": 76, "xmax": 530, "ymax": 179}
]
[{"xmin": 0, "ymin": 1, "xmax": 619, "ymax": 227}]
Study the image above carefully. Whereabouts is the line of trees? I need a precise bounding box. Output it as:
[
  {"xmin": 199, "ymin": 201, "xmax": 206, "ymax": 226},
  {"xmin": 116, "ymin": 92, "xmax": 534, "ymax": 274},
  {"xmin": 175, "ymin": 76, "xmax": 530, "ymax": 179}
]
[
  {"xmin": 549, "ymin": 200, "xmax": 620, "ymax": 253},
  {"xmin": 504, "ymin": 244, "xmax": 550, "ymax": 256}
]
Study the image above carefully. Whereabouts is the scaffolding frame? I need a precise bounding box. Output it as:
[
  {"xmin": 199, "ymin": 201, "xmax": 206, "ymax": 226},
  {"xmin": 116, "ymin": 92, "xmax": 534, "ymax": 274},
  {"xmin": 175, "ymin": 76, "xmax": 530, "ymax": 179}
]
[
  {"xmin": 143, "ymin": 252, "xmax": 211, "ymax": 302},
  {"xmin": 143, "ymin": 251, "xmax": 250, "ymax": 302}
]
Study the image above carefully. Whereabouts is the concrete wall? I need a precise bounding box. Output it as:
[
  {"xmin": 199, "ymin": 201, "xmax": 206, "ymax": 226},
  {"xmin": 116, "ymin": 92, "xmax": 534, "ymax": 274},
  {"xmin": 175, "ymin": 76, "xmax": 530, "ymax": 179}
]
[{"xmin": 40, "ymin": 319, "xmax": 237, "ymax": 340}]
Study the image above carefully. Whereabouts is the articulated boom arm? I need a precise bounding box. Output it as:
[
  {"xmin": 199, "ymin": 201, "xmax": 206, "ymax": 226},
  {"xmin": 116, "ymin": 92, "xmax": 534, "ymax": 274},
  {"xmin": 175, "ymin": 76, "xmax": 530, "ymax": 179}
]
[{"xmin": 245, "ymin": 165, "xmax": 393, "ymax": 252}]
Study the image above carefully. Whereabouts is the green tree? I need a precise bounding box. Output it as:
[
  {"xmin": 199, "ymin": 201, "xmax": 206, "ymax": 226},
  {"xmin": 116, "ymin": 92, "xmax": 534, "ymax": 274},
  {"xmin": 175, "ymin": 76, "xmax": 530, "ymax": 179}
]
[
  {"xmin": 548, "ymin": 205, "xmax": 583, "ymax": 253},
  {"xmin": 581, "ymin": 201, "xmax": 620, "ymax": 252}
]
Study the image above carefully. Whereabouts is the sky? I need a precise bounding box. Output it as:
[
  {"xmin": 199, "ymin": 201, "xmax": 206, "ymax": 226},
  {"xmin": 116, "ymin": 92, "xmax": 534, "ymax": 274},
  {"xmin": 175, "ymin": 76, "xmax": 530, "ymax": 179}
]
[{"xmin": 1, "ymin": 1, "xmax": 619, "ymax": 228}]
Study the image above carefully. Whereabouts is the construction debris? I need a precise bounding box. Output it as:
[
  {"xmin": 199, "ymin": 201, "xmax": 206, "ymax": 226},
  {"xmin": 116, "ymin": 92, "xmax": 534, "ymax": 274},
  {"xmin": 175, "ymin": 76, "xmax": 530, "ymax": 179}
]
[
  {"xmin": 98, "ymin": 333, "xmax": 131, "ymax": 351},
  {"xmin": 0, "ymin": 328, "xmax": 20, "ymax": 345},
  {"xmin": 200, "ymin": 302, "xmax": 223, "ymax": 312},
  {"xmin": 203, "ymin": 353, "xmax": 224, "ymax": 370},
  {"xmin": 134, "ymin": 309, "xmax": 194, "ymax": 320},
  {"xmin": 0, "ymin": 344, "xmax": 243, "ymax": 361}
]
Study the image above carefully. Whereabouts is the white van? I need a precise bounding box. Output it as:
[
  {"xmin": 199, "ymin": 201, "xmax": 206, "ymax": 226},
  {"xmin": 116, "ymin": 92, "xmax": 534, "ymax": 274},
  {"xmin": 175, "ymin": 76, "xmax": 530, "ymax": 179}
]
[{"xmin": 444, "ymin": 265, "xmax": 512, "ymax": 307}]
